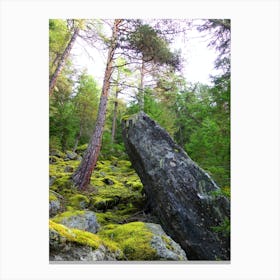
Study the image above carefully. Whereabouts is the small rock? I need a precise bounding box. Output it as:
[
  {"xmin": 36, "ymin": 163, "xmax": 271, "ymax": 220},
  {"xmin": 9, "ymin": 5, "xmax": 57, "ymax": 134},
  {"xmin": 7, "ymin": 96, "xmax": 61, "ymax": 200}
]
[
  {"xmin": 65, "ymin": 151, "xmax": 78, "ymax": 160},
  {"xmin": 50, "ymin": 149, "xmax": 65, "ymax": 158},
  {"xmin": 64, "ymin": 165, "xmax": 74, "ymax": 173},
  {"xmin": 49, "ymin": 192, "xmax": 63, "ymax": 217},
  {"xmin": 52, "ymin": 210, "xmax": 100, "ymax": 234},
  {"xmin": 103, "ymin": 178, "xmax": 114, "ymax": 185},
  {"xmin": 146, "ymin": 223, "xmax": 187, "ymax": 261},
  {"xmin": 49, "ymin": 176, "xmax": 56, "ymax": 186}
]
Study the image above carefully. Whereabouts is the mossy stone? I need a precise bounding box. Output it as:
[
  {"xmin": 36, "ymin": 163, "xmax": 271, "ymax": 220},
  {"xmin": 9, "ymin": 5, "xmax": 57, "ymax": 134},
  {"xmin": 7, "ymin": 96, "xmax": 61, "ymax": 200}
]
[
  {"xmin": 98, "ymin": 222, "xmax": 158, "ymax": 260},
  {"xmin": 68, "ymin": 194, "xmax": 90, "ymax": 210}
]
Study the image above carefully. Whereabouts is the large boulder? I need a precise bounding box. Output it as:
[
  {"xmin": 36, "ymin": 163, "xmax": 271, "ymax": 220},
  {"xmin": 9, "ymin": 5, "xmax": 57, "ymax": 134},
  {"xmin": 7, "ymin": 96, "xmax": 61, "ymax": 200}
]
[{"xmin": 122, "ymin": 112, "xmax": 230, "ymax": 260}]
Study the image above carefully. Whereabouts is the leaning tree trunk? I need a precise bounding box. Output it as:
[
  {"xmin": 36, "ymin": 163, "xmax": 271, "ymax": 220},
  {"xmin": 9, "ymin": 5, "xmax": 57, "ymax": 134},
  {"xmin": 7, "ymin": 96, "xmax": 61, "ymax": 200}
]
[
  {"xmin": 72, "ymin": 19, "xmax": 122, "ymax": 191},
  {"xmin": 111, "ymin": 68, "xmax": 121, "ymax": 143},
  {"xmin": 49, "ymin": 27, "xmax": 80, "ymax": 96},
  {"xmin": 138, "ymin": 58, "xmax": 145, "ymax": 111},
  {"xmin": 111, "ymin": 89, "xmax": 119, "ymax": 143}
]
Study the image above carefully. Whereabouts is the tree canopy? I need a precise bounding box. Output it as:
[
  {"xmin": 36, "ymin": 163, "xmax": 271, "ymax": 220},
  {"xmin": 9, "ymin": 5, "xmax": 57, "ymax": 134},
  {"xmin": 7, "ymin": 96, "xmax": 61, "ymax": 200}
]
[{"xmin": 49, "ymin": 18, "xmax": 231, "ymax": 190}]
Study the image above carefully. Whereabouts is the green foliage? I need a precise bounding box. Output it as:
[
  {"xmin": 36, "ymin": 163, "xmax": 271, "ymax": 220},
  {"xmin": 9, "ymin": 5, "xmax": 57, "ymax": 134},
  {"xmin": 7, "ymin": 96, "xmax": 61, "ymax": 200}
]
[
  {"xmin": 73, "ymin": 71, "xmax": 100, "ymax": 145},
  {"xmin": 99, "ymin": 130, "xmax": 127, "ymax": 160},
  {"xmin": 49, "ymin": 70, "xmax": 100, "ymax": 152},
  {"xmin": 173, "ymin": 82, "xmax": 230, "ymax": 187},
  {"xmin": 210, "ymin": 186, "xmax": 230, "ymax": 199},
  {"xmin": 49, "ymin": 18, "xmax": 230, "ymax": 200},
  {"xmin": 50, "ymin": 100, "xmax": 79, "ymax": 150},
  {"xmin": 49, "ymin": 19, "xmax": 70, "ymax": 74},
  {"xmin": 211, "ymin": 217, "xmax": 230, "ymax": 237},
  {"xmin": 129, "ymin": 24, "xmax": 180, "ymax": 69}
]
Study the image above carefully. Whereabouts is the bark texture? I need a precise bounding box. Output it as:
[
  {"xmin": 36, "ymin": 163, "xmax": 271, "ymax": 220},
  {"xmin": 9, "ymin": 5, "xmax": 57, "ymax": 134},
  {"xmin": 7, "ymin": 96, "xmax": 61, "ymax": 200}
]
[
  {"xmin": 122, "ymin": 112, "xmax": 230, "ymax": 260},
  {"xmin": 49, "ymin": 27, "xmax": 80, "ymax": 96},
  {"xmin": 72, "ymin": 20, "xmax": 122, "ymax": 191}
]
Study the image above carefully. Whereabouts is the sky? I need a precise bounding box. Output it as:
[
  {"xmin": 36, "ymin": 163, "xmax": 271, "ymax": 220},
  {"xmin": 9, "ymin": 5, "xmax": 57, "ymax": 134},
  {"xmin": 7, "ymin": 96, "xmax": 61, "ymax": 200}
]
[{"xmin": 71, "ymin": 21, "xmax": 220, "ymax": 89}]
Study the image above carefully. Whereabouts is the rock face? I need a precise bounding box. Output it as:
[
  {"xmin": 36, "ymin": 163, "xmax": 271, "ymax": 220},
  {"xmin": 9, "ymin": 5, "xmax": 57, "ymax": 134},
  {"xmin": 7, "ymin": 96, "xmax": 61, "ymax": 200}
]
[{"xmin": 122, "ymin": 112, "xmax": 230, "ymax": 260}]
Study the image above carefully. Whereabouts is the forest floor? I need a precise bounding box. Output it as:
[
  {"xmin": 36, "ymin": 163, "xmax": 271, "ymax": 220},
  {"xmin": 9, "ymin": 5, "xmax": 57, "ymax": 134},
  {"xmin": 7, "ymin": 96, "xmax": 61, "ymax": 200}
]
[{"xmin": 49, "ymin": 148, "xmax": 188, "ymax": 261}]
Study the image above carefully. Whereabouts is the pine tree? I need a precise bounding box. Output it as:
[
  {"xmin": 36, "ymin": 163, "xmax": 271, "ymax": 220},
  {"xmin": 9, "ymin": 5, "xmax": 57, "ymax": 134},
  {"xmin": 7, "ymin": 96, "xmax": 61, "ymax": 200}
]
[{"xmin": 72, "ymin": 19, "xmax": 122, "ymax": 191}]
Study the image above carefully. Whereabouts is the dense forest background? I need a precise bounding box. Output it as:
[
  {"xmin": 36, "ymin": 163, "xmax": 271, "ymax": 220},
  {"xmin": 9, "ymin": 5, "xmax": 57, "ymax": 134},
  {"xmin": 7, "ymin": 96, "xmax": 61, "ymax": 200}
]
[{"xmin": 49, "ymin": 19, "xmax": 230, "ymax": 190}]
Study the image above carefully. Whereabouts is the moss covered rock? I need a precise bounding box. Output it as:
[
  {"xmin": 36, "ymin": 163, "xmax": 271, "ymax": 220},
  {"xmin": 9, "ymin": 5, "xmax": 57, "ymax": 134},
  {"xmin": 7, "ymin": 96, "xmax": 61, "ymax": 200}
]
[
  {"xmin": 52, "ymin": 210, "xmax": 100, "ymax": 234},
  {"xmin": 98, "ymin": 222, "xmax": 187, "ymax": 261},
  {"xmin": 75, "ymin": 144, "xmax": 88, "ymax": 155},
  {"xmin": 65, "ymin": 151, "xmax": 78, "ymax": 160},
  {"xmin": 49, "ymin": 220, "xmax": 121, "ymax": 261},
  {"xmin": 50, "ymin": 149, "xmax": 66, "ymax": 158},
  {"xmin": 68, "ymin": 194, "xmax": 90, "ymax": 210},
  {"xmin": 49, "ymin": 191, "xmax": 63, "ymax": 217},
  {"xmin": 146, "ymin": 223, "xmax": 187, "ymax": 261}
]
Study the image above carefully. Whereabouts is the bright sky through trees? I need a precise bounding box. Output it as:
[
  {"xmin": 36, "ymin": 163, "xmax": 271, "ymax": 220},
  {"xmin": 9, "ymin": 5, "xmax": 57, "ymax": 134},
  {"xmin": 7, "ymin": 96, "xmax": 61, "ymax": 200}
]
[{"xmin": 72, "ymin": 23, "xmax": 220, "ymax": 88}]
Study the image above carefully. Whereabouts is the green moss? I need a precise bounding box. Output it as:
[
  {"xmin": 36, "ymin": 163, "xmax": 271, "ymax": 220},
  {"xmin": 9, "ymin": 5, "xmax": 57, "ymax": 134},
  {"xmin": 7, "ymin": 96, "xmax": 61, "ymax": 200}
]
[
  {"xmin": 49, "ymin": 193, "xmax": 58, "ymax": 202},
  {"xmin": 55, "ymin": 176, "xmax": 72, "ymax": 188},
  {"xmin": 161, "ymin": 235, "xmax": 172, "ymax": 250},
  {"xmin": 90, "ymin": 177, "xmax": 105, "ymax": 187},
  {"xmin": 52, "ymin": 210, "xmax": 86, "ymax": 223},
  {"xmin": 95, "ymin": 207, "xmax": 138, "ymax": 226},
  {"xmin": 50, "ymin": 149, "xmax": 66, "ymax": 158},
  {"xmin": 75, "ymin": 144, "xmax": 88, "ymax": 154},
  {"xmin": 49, "ymin": 155, "xmax": 64, "ymax": 164},
  {"xmin": 88, "ymin": 159, "xmax": 145, "ymax": 212},
  {"xmin": 50, "ymin": 220, "xmax": 121, "ymax": 255},
  {"xmin": 90, "ymin": 182, "xmax": 143, "ymax": 211},
  {"xmin": 49, "ymin": 220, "xmax": 100, "ymax": 249},
  {"xmin": 125, "ymin": 176, "xmax": 143, "ymax": 191},
  {"xmin": 98, "ymin": 222, "xmax": 158, "ymax": 260},
  {"xmin": 66, "ymin": 206, "xmax": 74, "ymax": 211},
  {"xmin": 68, "ymin": 194, "xmax": 90, "ymax": 210}
]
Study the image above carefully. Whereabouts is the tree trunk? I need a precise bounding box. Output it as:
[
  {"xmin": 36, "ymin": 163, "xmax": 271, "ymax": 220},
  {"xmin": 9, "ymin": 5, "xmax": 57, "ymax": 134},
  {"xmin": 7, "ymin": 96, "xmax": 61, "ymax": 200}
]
[
  {"xmin": 72, "ymin": 19, "xmax": 122, "ymax": 191},
  {"xmin": 138, "ymin": 59, "xmax": 145, "ymax": 111},
  {"xmin": 49, "ymin": 27, "xmax": 80, "ymax": 96},
  {"xmin": 73, "ymin": 125, "xmax": 82, "ymax": 152},
  {"xmin": 111, "ymin": 90, "xmax": 119, "ymax": 143},
  {"xmin": 111, "ymin": 69, "xmax": 121, "ymax": 143}
]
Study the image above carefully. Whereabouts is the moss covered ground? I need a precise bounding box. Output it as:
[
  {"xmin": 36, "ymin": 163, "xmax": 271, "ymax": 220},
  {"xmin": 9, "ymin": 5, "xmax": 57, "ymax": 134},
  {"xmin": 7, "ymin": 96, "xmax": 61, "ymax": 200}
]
[
  {"xmin": 49, "ymin": 150, "xmax": 162, "ymax": 260},
  {"xmin": 49, "ymin": 152, "xmax": 145, "ymax": 222}
]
